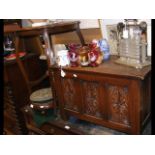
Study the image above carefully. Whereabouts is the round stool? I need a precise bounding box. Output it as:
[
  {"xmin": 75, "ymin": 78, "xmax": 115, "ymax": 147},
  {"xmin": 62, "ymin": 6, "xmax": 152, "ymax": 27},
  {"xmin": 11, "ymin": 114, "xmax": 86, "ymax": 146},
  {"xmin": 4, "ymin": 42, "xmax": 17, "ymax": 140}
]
[
  {"xmin": 30, "ymin": 87, "xmax": 54, "ymax": 110},
  {"xmin": 29, "ymin": 88, "xmax": 55, "ymax": 126}
]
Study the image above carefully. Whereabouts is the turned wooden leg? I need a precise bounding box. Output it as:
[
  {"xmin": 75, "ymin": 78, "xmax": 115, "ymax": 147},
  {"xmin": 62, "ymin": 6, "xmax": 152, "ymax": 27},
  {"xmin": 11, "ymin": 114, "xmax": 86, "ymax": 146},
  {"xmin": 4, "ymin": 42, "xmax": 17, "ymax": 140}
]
[{"xmin": 76, "ymin": 28, "xmax": 85, "ymax": 46}]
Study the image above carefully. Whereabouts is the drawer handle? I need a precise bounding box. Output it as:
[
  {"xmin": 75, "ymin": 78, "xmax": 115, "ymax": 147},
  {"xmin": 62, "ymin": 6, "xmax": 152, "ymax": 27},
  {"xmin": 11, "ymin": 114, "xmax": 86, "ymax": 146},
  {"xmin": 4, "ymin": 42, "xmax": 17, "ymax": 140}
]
[{"xmin": 73, "ymin": 74, "xmax": 77, "ymax": 78}]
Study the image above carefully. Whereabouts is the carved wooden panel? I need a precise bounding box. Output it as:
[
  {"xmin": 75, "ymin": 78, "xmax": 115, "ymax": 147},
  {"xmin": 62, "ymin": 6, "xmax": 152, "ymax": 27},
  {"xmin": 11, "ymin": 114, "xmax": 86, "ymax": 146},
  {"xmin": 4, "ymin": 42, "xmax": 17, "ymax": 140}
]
[
  {"xmin": 82, "ymin": 81, "xmax": 101, "ymax": 117},
  {"xmin": 106, "ymin": 84, "xmax": 129, "ymax": 125},
  {"xmin": 50, "ymin": 56, "xmax": 151, "ymax": 134},
  {"xmin": 4, "ymin": 84, "xmax": 22, "ymax": 134},
  {"xmin": 61, "ymin": 78, "xmax": 78, "ymax": 111}
]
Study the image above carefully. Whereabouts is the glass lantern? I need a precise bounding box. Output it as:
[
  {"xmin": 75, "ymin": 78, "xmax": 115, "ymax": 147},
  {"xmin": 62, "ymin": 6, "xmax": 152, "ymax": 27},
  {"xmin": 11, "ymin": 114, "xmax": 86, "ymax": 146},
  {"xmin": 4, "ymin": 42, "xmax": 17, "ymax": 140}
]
[{"xmin": 115, "ymin": 19, "xmax": 151, "ymax": 69}]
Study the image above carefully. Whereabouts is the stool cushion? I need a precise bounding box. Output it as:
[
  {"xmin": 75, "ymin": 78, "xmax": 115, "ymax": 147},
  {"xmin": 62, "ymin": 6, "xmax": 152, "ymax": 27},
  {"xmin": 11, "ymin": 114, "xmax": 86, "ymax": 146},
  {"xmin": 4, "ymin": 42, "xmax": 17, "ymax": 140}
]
[{"xmin": 30, "ymin": 88, "xmax": 53, "ymax": 103}]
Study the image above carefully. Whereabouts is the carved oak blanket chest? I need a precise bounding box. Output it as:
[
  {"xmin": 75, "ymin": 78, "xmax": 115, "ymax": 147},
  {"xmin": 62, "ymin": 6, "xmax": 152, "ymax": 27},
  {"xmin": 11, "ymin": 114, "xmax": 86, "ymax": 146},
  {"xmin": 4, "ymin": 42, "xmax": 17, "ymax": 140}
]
[{"xmin": 50, "ymin": 56, "xmax": 151, "ymax": 134}]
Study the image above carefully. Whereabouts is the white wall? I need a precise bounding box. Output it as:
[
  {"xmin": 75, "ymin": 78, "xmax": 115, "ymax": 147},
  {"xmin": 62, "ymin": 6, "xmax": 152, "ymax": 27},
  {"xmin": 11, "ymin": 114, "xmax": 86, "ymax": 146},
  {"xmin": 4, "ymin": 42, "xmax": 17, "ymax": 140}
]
[
  {"xmin": 62, "ymin": 19, "xmax": 99, "ymax": 29},
  {"xmin": 100, "ymin": 19, "xmax": 151, "ymax": 56},
  {"xmin": 22, "ymin": 19, "xmax": 100, "ymax": 29}
]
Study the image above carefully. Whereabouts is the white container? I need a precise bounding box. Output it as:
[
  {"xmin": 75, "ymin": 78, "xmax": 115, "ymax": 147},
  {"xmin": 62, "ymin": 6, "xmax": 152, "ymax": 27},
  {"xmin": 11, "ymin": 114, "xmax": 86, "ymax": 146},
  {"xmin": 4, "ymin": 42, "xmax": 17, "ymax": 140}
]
[
  {"xmin": 54, "ymin": 44, "xmax": 66, "ymax": 54},
  {"xmin": 56, "ymin": 50, "xmax": 70, "ymax": 66}
]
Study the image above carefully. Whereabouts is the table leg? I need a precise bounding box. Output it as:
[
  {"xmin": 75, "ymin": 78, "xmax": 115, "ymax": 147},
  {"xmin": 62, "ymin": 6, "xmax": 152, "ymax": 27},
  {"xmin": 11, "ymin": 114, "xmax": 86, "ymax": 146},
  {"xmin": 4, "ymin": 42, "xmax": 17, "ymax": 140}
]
[{"xmin": 76, "ymin": 28, "xmax": 85, "ymax": 45}]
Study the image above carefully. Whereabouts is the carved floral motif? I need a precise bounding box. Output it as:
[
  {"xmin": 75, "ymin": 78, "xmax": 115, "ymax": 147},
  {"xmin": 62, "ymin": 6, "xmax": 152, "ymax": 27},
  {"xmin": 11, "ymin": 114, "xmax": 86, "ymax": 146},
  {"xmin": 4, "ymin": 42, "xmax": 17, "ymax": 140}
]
[
  {"xmin": 83, "ymin": 81, "xmax": 101, "ymax": 117},
  {"xmin": 62, "ymin": 79, "xmax": 78, "ymax": 111},
  {"xmin": 107, "ymin": 85, "xmax": 129, "ymax": 125}
]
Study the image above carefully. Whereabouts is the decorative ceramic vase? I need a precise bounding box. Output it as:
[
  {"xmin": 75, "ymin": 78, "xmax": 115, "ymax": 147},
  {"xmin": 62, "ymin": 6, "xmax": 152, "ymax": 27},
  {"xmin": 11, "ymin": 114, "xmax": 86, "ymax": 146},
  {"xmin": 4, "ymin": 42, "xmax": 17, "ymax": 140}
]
[
  {"xmin": 88, "ymin": 48, "xmax": 103, "ymax": 67},
  {"xmin": 68, "ymin": 44, "xmax": 81, "ymax": 67},
  {"xmin": 56, "ymin": 50, "xmax": 70, "ymax": 66},
  {"xmin": 78, "ymin": 46, "xmax": 89, "ymax": 67},
  {"xmin": 98, "ymin": 39, "xmax": 110, "ymax": 61},
  {"xmin": 88, "ymin": 42, "xmax": 103, "ymax": 67},
  {"xmin": 68, "ymin": 50, "xmax": 79, "ymax": 67}
]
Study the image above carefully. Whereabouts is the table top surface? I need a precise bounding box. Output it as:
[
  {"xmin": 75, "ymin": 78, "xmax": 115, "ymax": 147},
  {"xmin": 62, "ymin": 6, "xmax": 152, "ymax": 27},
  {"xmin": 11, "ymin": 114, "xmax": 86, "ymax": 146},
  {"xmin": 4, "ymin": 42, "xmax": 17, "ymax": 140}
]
[
  {"xmin": 4, "ymin": 21, "xmax": 80, "ymax": 34},
  {"xmin": 51, "ymin": 56, "xmax": 151, "ymax": 80}
]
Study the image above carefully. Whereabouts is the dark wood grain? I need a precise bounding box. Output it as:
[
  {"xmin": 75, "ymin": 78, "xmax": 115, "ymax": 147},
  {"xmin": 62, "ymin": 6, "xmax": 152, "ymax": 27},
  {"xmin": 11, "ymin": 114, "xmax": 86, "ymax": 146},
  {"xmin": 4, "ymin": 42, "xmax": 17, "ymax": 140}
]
[
  {"xmin": 4, "ymin": 21, "xmax": 85, "ymax": 134},
  {"xmin": 51, "ymin": 56, "xmax": 151, "ymax": 80},
  {"xmin": 4, "ymin": 21, "xmax": 85, "ymax": 46},
  {"xmin": 4, "ymin": 53, "xmax": 49, "ymax": 134},
  {"xmin": 50, "ymin": 56, "xmax": 151, "ymax": 134}
]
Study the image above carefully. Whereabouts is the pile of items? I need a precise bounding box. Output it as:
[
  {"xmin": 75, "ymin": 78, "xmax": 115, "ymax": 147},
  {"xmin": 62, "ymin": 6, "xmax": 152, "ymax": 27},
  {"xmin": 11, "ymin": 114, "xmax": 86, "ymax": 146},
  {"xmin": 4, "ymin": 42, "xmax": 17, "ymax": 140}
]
[{"xmin": 56, "ymin": 39, "xmax": 110, "ymax": 67}]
